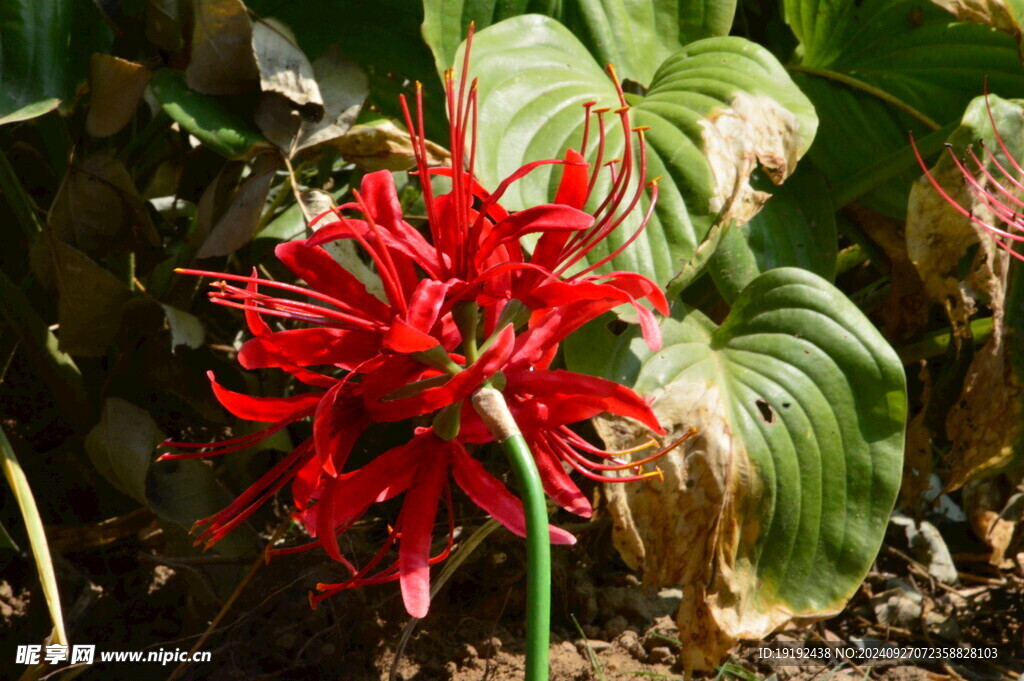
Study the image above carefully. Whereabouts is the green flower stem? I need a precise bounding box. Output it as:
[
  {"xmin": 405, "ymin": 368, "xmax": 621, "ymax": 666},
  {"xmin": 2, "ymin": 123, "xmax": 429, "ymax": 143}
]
[
  {"xmin": 499, "ymin": 432, "xmax": 551, "ymax": 681},
  {"xmin": 472, "ymin": 387, "xmax": 550, "ymax": 681}
]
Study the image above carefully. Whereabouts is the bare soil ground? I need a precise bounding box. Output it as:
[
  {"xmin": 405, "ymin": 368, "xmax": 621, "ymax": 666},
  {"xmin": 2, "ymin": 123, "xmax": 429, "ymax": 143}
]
[{"xmin": 2, "ymin": 503, "xmax": 1021, "ymax": 681}]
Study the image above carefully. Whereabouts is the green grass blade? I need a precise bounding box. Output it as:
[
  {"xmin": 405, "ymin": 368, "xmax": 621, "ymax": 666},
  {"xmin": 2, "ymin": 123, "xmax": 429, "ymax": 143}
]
[{"xmin": 0, "ymin": 424, "xmax": 66, "ymax": 645}]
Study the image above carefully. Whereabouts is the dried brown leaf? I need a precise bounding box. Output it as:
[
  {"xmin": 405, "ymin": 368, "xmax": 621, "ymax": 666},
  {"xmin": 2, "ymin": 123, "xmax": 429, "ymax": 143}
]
[
  {"xmin": 44, "ymin": 239, "xmax": 133, "ymax": 356},
  {"xmin": 944, "ymin": 334, "xmax": 1024, "ymax": 490},
  {"xmin": 907, "ymin": 136, "xmax": 1023, "ymax": 491},
  {"xmin": 186, "ymin": 0, "xmax": 258, "ymax": 95},
  {"xmin": 901, "ymin": 363, "xmax": 936, "ymax": 508},
  {"xmin": 86, "ymin": 55, "xmax": 152, "ymax": 138},
  {"xmin": 146, "ymin": 0, "xmax": 183, "ymax": 52},
  {"xmin": 252, "ymin": 19, "xmax": 322, "ymax": 112},
  {"xmin": 196, "ymin": 153, "xmax": 280, "ymax": 258},
  {"xmin": 254, "ymin": 92, "xmax": 303, "ymax": 152},
  {"xmin": 963, "ymin": 476, "xmax": 1022, "ymax": 567},
  {"xmin": 847, "ymin": 203, "xmax": 930, "ymax": 339},
  {"xmin": 932, "ymin": 0, "xmax": 1023, "ymax": 35},
  {"xmin": 336, "ymin": 120, "xmax": 450, "ymax": 172},
  {"xmin": 700, "ymin": 93, "xmax": 801, "ymax": 225},
  {"xmin": 907, "ymin": 172, "xmax": 1006, "ymax": 335},
  {"xmin": 599, "ymin": 377, "xmax": 796, "ymax": 673},
  {"xmin": 293, "ymin": 45, "xmax": 367, "ymax": 153},
  {"xmin": 46, "ymin": 153, "xmax": 159, "ymax": 259}
]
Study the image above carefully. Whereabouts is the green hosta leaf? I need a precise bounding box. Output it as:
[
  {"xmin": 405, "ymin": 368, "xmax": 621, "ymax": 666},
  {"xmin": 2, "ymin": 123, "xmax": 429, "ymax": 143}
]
[
  {"xmin": 466, "ymin": 15, "xmax": 816, "ymax": 292},
  {"xmin": 785, "ymin": 0, "xmax": 1024, "ymax": 217},
  {"xmin": 0, "ymin": 1, "xmax": 110, "ymax": 124},
  {"xmin": 149, "ymin": 69, "xmax": 270, "ymax": 160},
  {"xmin": 423, "ymin": 0, "xmax": 737, "ymax": 84},
  {"xmin": 708, "ymin": 165, "xmax": 837, "ymax": 302},
  {"xmin": 573, "ymin": 268, "xmax": 905, "ymax": 671}
]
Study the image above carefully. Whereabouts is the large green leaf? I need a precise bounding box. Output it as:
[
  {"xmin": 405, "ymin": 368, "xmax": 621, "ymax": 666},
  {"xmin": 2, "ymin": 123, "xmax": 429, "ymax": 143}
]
[
  {"xmin": 570, "ymin": 268, "xmax": 905, "ymax": 669},
  {"xmin": 150, "ymin": 69, "xmax": 271, "ymax": 160},
  {"xmin": 466, "ymin": 15, "xmax": 816, "ymax": 291},
  {"xmin": 708, "ymin": 165, "xmax": 837, "ymax": 302},
  {"xmin": 0, "ymin": 1, "xmax": 110, "ymax": 124},
  {"xmin": 423, "ymin": 0, "xmax": 737, "ymax": 83},
  {"xmin": 785, "ymin": 0, "xmax": 1024, "ymax": 218}
]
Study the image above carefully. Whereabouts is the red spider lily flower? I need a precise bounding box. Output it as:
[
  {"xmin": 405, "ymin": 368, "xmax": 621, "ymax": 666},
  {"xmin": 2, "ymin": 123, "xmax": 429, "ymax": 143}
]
[
  {"xmin": 166, "ymin": 29, "xmax": 674, "ymax": 618},
  {"xmin": 914, "ymin": 96, "xmax": 1024, "ymax": 262}
]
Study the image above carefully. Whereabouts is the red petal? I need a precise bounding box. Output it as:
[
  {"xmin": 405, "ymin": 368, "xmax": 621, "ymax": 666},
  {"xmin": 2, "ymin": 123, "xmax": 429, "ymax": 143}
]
[
  {"xmin": 276, "ymin": 240, "xmax": 391, "ymax": 321},
  {"xmin": 476, "ymin": 204, "xmax": 592, "ymax": 262},
  {"xmin": 367, "ymin": 324, "xmax": 514, "ymax": 422},
  {"xmin": 292, "ymin": 452, "xmax": 323, "ymax": 511},
  {"xmin": 451, "ymin": 446, "xmax": 575, "ymax": 545},
  {"xmin": 512, "ymin": 299, "xmax": 619, "ymax": 368},
  {"xmin": 554, "ymin": 148, "xmax": 589, "ymax": 209},
  {"xmin": 360, "ymin": 355, "xmax": 439, "ymax": 402},
  {"xmin": 244, "ymin": 270, "xmax": 272, "ymax": 337},
  {"xmin": 529, "ymin": 435, "xmax": 592, "ymax": 517},
  {"xmin": 406, "ymin": 279, "xmax": 450, "ymax": 334},
  {"xmin": 239, "ymin": 328, "xmax": 381, "ymax": 370},
  {"xmin": 208, "ymin": 371, "xmax": 321, "ymax": 422},
  {"xmin": 382, "ymin": 316, "xmax": 441, "ymax": 353},
  {"xmin": 398, "ymin": 452, "xmax": 450, "ymax": 618},
  {"xmin": 507, "ymin": 369, "xmax": 664, "ymax": 434},
  {"xmin": 312, "ymin": 437, "xmax": 423, "ymax": 562},
  {"xmin": 358, "ymin": 170, "xmax": 441, "ymax": 273},
  {"xmin": 314, "ymin": 381, "xmax": 369, "ymax": 477}
]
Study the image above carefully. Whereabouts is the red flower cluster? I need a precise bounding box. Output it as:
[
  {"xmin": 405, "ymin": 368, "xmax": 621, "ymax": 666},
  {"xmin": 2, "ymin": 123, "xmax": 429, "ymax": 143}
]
[{"xmin": 167, "ymin": 35, "xmax": 676, "ymax": 617}]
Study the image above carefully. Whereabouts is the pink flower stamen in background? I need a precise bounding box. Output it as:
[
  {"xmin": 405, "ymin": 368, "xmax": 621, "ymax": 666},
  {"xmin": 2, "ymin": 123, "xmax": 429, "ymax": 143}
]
[{"xmin": 915, "ymin": 95, "xmax": 1024, "ymax": 261}]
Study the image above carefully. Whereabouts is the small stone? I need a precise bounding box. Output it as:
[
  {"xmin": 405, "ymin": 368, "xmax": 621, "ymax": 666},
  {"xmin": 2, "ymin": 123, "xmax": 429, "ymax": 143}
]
[
  {"xmin": 603, "ymin": 615, "xmax": 629, "ymax": 640},
  {"xmin": 616, "ymin": 630, "xmax": 645, "ymax": 660},
  {"xmin": 583, "ymin": 624, "xmax": 602, "ymax": 638},
  {"xmin": 479, "ymin": 636, "xmax": 502, "ymax": 659},
  {"xmin": 457, "ymin": 643, "xmax": 478, "ymax": 661},
  {"xmin": 561, "ymin": 641, "xmax": 578, "ymax": 655},
  {"xmin": 924, "ymin": 611, "xmax": 961, "ymax": 640},
  {"xmin": 444, "ymin": 661, "xmax": 458, "ymax": 679},
  {"xmin": 648, "ymin": 646, "xmax": 675, "ymax": 664}
]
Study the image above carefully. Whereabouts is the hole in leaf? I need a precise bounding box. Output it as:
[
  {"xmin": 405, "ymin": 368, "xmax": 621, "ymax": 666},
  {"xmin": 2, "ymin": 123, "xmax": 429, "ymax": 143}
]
[
  {"xmin": 755, "ymin": 399, "xmax": 774, "ymax": 424},
  {"xmin": 606, "ymin": 319, "xmax": 629, "ymax": 336}
]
